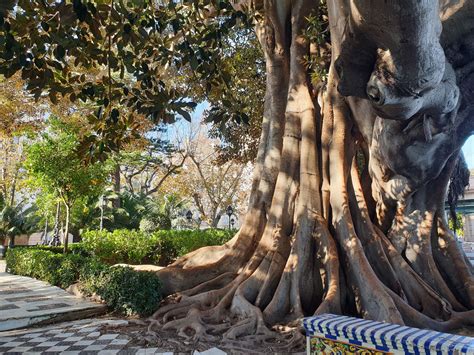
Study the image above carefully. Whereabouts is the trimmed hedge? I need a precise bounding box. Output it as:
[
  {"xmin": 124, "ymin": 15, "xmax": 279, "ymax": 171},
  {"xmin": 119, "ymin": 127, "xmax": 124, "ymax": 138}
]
[
  {"xmin": 81, "ymin": 229, "xmax": 160, "ymax": 265},
  {"xmin": 5, "ymin": 247, "xmax": 82, "ymax": 288},
  {"xmin": 156, "ymin": 229, "xmax": 234, "ymax": 265},
  {"xmin": 80, "ymin": 265, "xmax": 162, "ymax": 317},
  {"xmin": 80, "ymin": 228, "xmax": 235, "ymax": 266},
  {"xmin": 6, "ymin": 247, "xmax": 162, "ymax": 316},
  {"xmin": 4, "ymin": 229, "xmax": 235, "ymax": 314}
]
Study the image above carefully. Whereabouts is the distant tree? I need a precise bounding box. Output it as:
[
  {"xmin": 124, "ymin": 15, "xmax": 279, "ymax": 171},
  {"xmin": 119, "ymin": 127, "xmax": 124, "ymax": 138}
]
[
  {"xmin": 139, "ymin": 193, "xmax": 189, "ymax": 232},
  {"xmin": 117, "ymin": 128, "xmax": 188, "ymax": 197},
  {"xmin": 24, "ymin": 118, "xmax": 110, "ymax": 252},
  {"xmin": 169, "ymin": 125, "xmax": 250, "ymax": 227},
  {"xmin": 448, "ymin": 153, "xmax": 471, "ymax": 235},
  {"xmin": 449, "ymin": 213, "xmax": 464, "ymax": 238},
  {"xmin": 0, "ymin": 193, "xmax": 37, "ymax": 247},
  {"xmin": 0, "ymin": 73, "xmax": 45, "ymax": 136}
]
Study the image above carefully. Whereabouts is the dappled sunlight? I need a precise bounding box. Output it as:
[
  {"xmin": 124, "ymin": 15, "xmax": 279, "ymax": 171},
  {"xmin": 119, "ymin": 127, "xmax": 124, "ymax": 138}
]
[{"xmin": 0, "ymin": 0, "xmax": 473, "ymax": 350}]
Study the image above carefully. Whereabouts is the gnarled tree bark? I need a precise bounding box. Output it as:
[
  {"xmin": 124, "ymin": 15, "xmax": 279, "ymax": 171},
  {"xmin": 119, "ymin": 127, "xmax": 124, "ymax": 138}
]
[{"xmin": 149, "ymin": 0, "xmax": 474, "ymax": 349}]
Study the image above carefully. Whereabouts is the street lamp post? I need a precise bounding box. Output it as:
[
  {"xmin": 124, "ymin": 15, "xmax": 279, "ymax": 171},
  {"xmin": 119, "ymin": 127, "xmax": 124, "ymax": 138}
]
[
  {"xmin": 186, "ymin": 210, "xmax": 193, "ymax": 229},
  {"xmin": 226, "ymin": 205, "xmax": 234, "ymax": 230}
]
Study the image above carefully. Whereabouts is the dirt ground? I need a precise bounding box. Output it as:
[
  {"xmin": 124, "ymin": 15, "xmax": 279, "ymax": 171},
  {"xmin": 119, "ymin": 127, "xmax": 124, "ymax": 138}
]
[
  {"xmin": 97, "ymin": 315, "xmax": 474, "ymax": 354},
  {"xmin": 99, "ymin": 319, "xmax": 306, "ymax": 354}
]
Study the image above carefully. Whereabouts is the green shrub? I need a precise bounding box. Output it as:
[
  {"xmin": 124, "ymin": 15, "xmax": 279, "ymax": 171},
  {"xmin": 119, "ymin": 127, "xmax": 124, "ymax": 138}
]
[
  {"xmin": 156, "ymin": 229, "xmax": 234, "ymax": 265},
  {"xmin": 78, "ymin": 257, "xmax": 110, "ymax": 294},
  {"xmin": 34, "ymin": 243, "xmax": 90, "ymax": 257},
  {"xmin": 80, "ymin": 228, "xmax": 234, "ymax": 266},
  {"xmin": 6, "ymin": 247, "xmax": 162, "ymax": 317},
  {"xmin": 81, "ymin": 229, "xmax": 160, "ymax": 264},
  {"xmin": 82, "ymin": 266, "xmax": 162, "ymax": 317},
  {"xmin": 6, "ymin": 247, "xmax": 83, "ymax": 288}
]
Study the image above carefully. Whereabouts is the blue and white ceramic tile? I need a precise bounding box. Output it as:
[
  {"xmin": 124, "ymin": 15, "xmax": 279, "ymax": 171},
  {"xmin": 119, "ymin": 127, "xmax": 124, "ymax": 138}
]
[{"xmin": 302, "ymin": 314, "xmax": 474, "ymax": 355}]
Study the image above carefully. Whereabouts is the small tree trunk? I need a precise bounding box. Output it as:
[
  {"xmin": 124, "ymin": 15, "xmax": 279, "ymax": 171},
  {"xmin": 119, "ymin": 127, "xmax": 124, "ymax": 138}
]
[
  {"xmin": 41, "ymin": 213, "xmax": 48, "ymax": 245},
  {"xmin": 63, "ymin": 203, "xmax": 70, "ymax": 253},
  {"xmin": 51, "ymin": 202, "xmax": 61, "ymax": 246},
  {"xmin": 99, "ymin": 195, "xmax": 105, "ymax": 231},
  {"xmin": 112, "ymin": 164, "xmax": 121, "ymax": 209},
  {"xmin": 8, "ymin": 144, "xmax": 22, "ymax": 207}
]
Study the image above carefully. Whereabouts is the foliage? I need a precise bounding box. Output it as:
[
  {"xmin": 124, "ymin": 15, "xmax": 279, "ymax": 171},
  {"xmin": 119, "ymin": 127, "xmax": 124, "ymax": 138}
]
[
  {"xmin": 80, "ymin": 228, "xmax": 234, "ymax": 266},
  {"xmin": 448, "ymin": 153, "xmax": 470, "ymax": 233},
  {"xmin": 117, "ymin": 132, "xmax": 187, "ymax": 197},
  {"xmin": 6, "ymin": 246, "xmax": 162, "ymax": 316},
  {"xmin": 24, "ymin": 117, "xmax": 112, "ymax": 250},
  {"xmin": 24, "ymin": 118, "xmax": 111, "ymax": 206},
  {"xmin": 0, "ymin": 135, "xmax": 37, "ymax": 228},
  {"xmin": 80, "ymin": 189, "xmax": 189, "ymax": 232},
  {"xmin": 0, "ymin": 73, "xmax": 45, "ymax": 136},
  {"xmin": 81, "ymin": 229, "xmax": 160, "ymax": 264},
  {"xmin": 0, "ymin": 197, "xmax": 37, "ymax": 244},
  {"xmin": 0, "ymin": 1, "xmax": 249, "ymax": 160},
  {"xmin": 6, "ymin": 247, "xmax": 83, "ymax": 288},
  {"xmin": 156, "ymin": 228, "xmax": 234, "ymax": 265},
  {"xmin": 139, "ymin": 193, "xmax": 189, "ymax": 232},
  {"xmin": 91, "ymin": 191, "xmax": 158, "ymax": 231},
  {"xmin": 303, "ymin": 2, "xmax": 331, "ymax": 84},
  {"xmin": 33, "ymin": 243, "xmax": 91, "ymax": 256},
  {"xmin": 81, "ymin": 266, "xmax": 162, "ymax": 317},
  {"xmin": 448, "ymin": 213, "xmax": 464, "ymax": 237},
  {"xmin": 192, "ymin": 29, "xmax": 265, "ymax": 164}
]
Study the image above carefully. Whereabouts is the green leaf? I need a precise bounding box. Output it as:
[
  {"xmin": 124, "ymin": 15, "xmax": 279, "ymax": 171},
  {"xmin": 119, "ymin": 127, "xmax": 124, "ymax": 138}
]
[
  {"xmin": 0, "ymin": 0, "xmax": 15, "ymax": 15},
  {"xmin": 55, "ymin": 45, "xmax": 66, "ymax": 60},
  {"xmin": 111, "ymin": 108, "xmax": 119, "ymax": 123}
]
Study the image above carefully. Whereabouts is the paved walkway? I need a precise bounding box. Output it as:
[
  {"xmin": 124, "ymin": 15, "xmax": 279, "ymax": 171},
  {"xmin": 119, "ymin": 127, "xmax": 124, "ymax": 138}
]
[
  {"xmin": 0, "ymin": 261, "xmax": 227, "ymax": 354},
  {"xmin": 0, "ymin": 318, "xmax": 227, "ymax": 354},
  {"xmin": 0, "ymin": 272, "xmax": 106, "ymax": 331},
  {"xmin": 0, "ymin": 318, "xmax": 168, "ymax": 354}
]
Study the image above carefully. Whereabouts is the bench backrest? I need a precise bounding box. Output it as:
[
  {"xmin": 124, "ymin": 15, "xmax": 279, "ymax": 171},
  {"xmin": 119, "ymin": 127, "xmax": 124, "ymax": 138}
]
[{"xmin": 302, "ymin": 314, "xmax": 474, "ymax": 354}]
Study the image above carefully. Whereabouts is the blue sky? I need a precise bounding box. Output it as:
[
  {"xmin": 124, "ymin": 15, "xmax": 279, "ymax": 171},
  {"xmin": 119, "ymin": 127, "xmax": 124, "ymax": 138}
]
[{"xmin": 463, "ymin": 136, "xmax": 474, "ymax": 169}]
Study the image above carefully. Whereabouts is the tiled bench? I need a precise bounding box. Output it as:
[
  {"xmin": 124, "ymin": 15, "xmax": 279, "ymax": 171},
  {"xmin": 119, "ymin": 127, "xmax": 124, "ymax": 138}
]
[{"xmin": 302, "ymin": 314, "xmax": 474, "ymax": 354}]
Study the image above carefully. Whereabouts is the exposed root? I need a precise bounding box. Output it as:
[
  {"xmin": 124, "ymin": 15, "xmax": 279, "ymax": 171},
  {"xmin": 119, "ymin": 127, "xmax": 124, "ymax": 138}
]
[
  {"xmin": 434, "ymin": 218, "xmax": 474, "ymax": 308},
  {"xmin": 180, "ymin": 272, "xmax": 237, "ymax": 297}
]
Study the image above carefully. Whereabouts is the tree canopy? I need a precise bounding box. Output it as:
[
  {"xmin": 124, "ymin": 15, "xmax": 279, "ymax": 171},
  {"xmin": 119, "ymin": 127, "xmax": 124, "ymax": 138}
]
[
  {"xmin": 0, "ymin": 0, "xmax": 254, "ymax": 160},
  {"xmin": 24, "ymin": 117, "xmax": 111, "ymax": 249}
]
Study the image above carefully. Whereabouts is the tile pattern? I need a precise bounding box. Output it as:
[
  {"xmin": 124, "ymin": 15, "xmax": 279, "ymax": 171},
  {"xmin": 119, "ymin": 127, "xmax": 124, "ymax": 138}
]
[
  {"xmin": 310, "ymin": 336, "xmax": 390, "ymax": 354},
  {"xmin": 0, "ymin": 318, "xmax": 173, "ymax": 354},
  {"xmin": 302, "ymin": 314, "xmax": 474, "ymax": 355},
  {"xmin": 0, "ymin": 272, "xmax": 105, "ymax": 331}
]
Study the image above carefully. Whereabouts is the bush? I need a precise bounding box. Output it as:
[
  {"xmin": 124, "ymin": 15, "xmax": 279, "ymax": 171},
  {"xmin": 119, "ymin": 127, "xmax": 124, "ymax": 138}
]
[
  {"xmin": 6, "ymin": 247, "xmax": 82, "ymax": 288},
  {"xmin": 78, "ymin": 257, "xmax": 110, "ymax": 292},
  {"xmin": 81, "ymin": 266, "xmax": 162, "ymax": 317},
  {"xmin": 6, "ymin": 247, "xmax": 162, "ymax": 317},
  {"xmin": 34, "ymin": 243, "xmax": 91, "ymax": 257},
  {"xmin": 80, "ymin": 228, "xmax": 235, "ymax": 266},
  {"xmin": 81, "ymin": 229, "xmax": 160, "ymax": 264},
  {"xmin": 156, "ymin": 229, "xmax": 234, "ymax": 265}
]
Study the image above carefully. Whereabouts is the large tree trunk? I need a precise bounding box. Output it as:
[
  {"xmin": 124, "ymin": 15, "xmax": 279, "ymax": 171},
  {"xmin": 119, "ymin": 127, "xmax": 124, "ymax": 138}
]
[{"xmin": 150, "ymin": 0, "xmax": 474, "ymax": 348}]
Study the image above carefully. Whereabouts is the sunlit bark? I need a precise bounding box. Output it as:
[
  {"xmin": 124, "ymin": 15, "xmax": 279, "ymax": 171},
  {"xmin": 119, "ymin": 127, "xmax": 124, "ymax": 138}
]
[{"xmin": 150, "ymin": 0, "xmax": 474, "ymax": 348}]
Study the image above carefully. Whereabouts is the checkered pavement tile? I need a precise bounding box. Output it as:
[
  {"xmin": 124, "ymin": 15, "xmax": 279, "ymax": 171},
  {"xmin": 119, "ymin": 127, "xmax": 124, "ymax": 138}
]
[{"xmin": 0, "ymin": 319, "xmax": 173, "ymax": 354}]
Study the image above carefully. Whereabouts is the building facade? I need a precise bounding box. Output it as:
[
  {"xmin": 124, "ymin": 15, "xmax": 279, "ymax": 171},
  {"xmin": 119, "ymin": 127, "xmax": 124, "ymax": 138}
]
[{"xmin": 461, "ymin": 174, "xmax": 474, "ymax": 242}]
